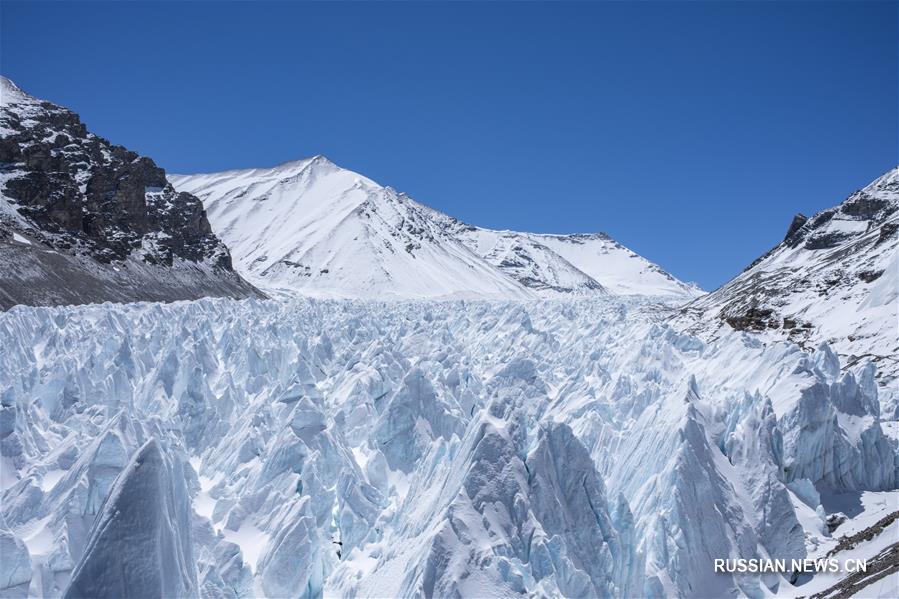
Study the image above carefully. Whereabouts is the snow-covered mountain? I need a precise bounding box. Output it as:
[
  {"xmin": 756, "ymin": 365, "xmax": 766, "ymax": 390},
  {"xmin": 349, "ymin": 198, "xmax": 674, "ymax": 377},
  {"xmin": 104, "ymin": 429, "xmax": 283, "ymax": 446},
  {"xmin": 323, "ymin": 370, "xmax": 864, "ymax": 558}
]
[
  {"xmin": 1, "ymin": 298, "xmax": 895, "ymax": 597},
  {"xmin": 678, "ymin": 167, "xmax": 899, "ymax": 414},
  {"xmin": 3, "ymin": 78, "xmax": 896, "ymax": 599},
  {"xmin": 0, "ymin": 77, "xmax": 260, "ymax": 308},
  {"xmin": 170, "ymin": 157, "xmax": 701, "ymax": 301}
]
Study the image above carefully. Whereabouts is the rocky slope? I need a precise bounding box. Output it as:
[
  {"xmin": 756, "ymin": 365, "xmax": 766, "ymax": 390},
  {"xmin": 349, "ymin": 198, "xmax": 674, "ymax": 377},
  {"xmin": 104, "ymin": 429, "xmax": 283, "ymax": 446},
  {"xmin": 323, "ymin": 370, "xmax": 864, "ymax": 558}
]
[
  {"xmin": 170, "ymin": 157, "xmax": 701, "ymax": 301},
  {"xmin": 0, "ymin": 77, "xmax": 260, "ymax": 309},
  {"xmin": 677, "ymin": 167, "xmax": 899, "ymax": 413}
]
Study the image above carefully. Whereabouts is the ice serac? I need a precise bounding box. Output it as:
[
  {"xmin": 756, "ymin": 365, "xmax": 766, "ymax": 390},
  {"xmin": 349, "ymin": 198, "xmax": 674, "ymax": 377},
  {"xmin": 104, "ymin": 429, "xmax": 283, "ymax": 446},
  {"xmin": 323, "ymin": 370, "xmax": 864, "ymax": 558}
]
[
  {"xmin": 1, "ymin": 296, "xmax": 895, "ymax": 598},
  {"xmin": 394, "ymin": 409, "xmax": 636, "ymax": 597},
  {"xmin": 64, "ymin": 439, "xmax": 197, "ymax": 599},
  {"xmin": 612, "ymin": 390, "xmax": 761, "ymax": 598},
  {"xmin": 0, "ymin": 76, "xmax": 260, "ymax": 309},
  {"xmin": 0, "ymin": 520, "xmax": 31, "ymax": 597},
  {"xmin": 169, "ymin": 157, "xmax": 702, "ymax": 301},
  {"xmin": 664, "ymin": 407, "xmax": 759, "ymax": 597},
  {"xmin": 778, "ymin": 349, "xmax": 896, "ymax": 492},
  {"xmin": 374, "ymin": 366, "xmax": 461, "ymax": 473},
  {"xmin": 724, "ymin": 394, "xmax": 807, "ymax": 563},
  {"xmin": 257, "ymin": 498, "xmax": 326, "ymax": 599},
  {"xmin": 525, "ymin": 422, "xmax": 642, "ymax": 598},
  {"xmin": 680, "ymin": 166, "xmax": 899, "ymax": 413}
]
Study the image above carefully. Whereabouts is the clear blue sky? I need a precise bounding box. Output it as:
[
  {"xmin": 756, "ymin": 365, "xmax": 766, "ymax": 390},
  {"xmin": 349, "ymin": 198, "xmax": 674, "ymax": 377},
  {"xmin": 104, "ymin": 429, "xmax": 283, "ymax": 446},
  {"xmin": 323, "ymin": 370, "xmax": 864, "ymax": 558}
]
[{"xmin": 1, "ymin": 1, "xmax": 896, "ymax": 290}]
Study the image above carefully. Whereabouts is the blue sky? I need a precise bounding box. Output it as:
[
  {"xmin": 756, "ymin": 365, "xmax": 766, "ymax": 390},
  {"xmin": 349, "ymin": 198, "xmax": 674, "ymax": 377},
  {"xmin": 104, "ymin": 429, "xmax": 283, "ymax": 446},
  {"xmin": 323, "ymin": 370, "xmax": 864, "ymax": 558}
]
[{"xmin": 1, "ymin": 1, "xmax": 896, "ymax": 290}]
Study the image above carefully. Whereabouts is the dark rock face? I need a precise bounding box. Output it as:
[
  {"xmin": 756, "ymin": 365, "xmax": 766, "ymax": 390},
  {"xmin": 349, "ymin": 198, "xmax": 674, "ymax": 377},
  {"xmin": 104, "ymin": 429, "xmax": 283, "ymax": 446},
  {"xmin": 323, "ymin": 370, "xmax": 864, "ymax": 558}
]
[
  {"xmin": 724, "ymin": 307, "xmax": 778, "ymax": 332},
  {"xmin": 781, "ymin": 188, "xmax": 898, "ymax": 253},
  {"xmin": 0, "ymin": 77, "xmax": 260, "ymax": 308},
  {"xmin": 857, "ymin": 269, "xmax": 884, "ymax": 283},
  {"xmin": 876, "ymin": 222, "xmax": 897, "ymax": 246},
  {"xmin": 803, "ymin": 231, "xmax": 853, "ymax": 250},
  {"xmin": 1, "ymin": 84, "xmax": 228, "ymax": 267},
  {"xmin": 783, "ymin": 213, "xmax": 808, "ymax": 242},
  {"xmin": 841, "ymin": 193, "xmax": 891, "ymax": 219}
]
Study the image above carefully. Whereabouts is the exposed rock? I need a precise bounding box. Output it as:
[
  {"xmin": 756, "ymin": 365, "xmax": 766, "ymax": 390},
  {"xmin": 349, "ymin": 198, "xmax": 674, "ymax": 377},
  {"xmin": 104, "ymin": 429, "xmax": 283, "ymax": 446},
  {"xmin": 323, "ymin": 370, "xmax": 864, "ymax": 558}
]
[
  {"xmin": 0, "ymin": 76, "xmax": 261, "ymax": 309},
  {"xmin": 826, "ymin": 511, "xmax": 899, "ymax": 558},
  {"xmin": 825, "ymin": 512, "xmax": 848, "ymax": 533},
  {"xmin": 724, "ymin": 306, "xmax": 778, "ymax": 332},
  {"xmin": 858, "ymin": 269, "xmax": 883, "ymax": 283},
  {"xmin": 784, "ymin": 212, "xmax": 809, "ymax": 241}
]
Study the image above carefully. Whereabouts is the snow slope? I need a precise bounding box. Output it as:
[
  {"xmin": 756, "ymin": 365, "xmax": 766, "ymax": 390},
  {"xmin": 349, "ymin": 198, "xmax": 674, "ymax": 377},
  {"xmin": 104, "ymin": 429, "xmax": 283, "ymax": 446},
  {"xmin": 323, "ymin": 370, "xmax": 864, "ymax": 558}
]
[
  {"xmin": 170, "ymin": 158, "xmax": 701, "ymax": 301},
  {"xmin": 677, "ymin": 167, "xmax": 899, "ymax": 415},
  {"xmin": 169, "ymin": 157, "xmax": 529, "ymax": 300},
  {"xmin": 456, "ymin": 228, "xmax": 696, "ymax": 297},
  {"xmin": 1, "ymin": 296, "xmax": 894, "ymax": 597}
]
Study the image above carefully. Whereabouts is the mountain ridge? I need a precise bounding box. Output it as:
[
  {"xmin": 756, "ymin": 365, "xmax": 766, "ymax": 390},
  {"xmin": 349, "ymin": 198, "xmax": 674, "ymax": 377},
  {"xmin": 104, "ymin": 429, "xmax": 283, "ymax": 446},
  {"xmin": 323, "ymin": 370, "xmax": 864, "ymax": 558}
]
[
  {"xmin": 677, "ymin": 165, "xmax": 899, "ymax": 414},
  {"xmin": 170, "ymin": 156, "xmax": 703, "ymax": 301}
]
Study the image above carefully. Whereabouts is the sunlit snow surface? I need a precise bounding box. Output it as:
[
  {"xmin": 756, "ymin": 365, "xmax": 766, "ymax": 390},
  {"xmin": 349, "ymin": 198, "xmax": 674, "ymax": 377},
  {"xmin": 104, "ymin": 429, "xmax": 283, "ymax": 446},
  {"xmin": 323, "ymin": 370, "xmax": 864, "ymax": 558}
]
[
  {"xmin": 170, "ymin": 158, "xmax": 702, "ymax": 301},
  {"xmin": 0, "ymin": 296, "xmax": 895, "ymax": 598}
]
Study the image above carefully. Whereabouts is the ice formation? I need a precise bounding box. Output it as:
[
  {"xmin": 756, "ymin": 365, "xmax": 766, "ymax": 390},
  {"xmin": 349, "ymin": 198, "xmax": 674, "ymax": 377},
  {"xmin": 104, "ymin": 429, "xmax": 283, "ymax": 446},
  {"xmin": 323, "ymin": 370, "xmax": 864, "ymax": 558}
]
[
  {"xmin": 1, "ymin": 296, "xmax": 895, "ymax": 597},
  {"xmin": 64, "ymin": 439, "xmax": 196, "ymax": 599}
]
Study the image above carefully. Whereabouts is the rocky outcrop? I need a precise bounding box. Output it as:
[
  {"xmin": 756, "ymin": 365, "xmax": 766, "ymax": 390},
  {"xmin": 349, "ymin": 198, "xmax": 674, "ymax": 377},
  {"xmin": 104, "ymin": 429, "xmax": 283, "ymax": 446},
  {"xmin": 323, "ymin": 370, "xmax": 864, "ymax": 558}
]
[
  {"xmin": 0, "ymin": 76, "xmax": 261, "ymax": 308},
  {"xmin": 784, "ymin": 212, "xmax": 809, "ymax": 242}
]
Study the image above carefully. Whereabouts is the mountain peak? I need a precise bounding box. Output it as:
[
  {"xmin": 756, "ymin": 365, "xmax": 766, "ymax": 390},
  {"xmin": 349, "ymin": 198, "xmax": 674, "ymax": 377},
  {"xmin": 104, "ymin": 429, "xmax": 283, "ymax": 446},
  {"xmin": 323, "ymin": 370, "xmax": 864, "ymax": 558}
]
[
  {"xmin": 171, "ymin": 157, "xmax": 702, "ymax": 301},
  {"xmin": 274, "ymin": 153, "xmax": 335, "ymax": 171},
  {"xmin": 0, "ymin": 72, "xmax": 260, "ymax": 308},
  {"xmin": 683, "ymin": 167, "xmax": 898, "ymax": 408},
  {"xmin": 0, "ymin": 75, "xmax": 22, "ymax": 93},
  {"xmin": 0, "ymin": 75, "xmax": 32, "ymax": 107},
  {"xmin": 863, "ymin": 165, "xmax": 899, "ymax": 196}
]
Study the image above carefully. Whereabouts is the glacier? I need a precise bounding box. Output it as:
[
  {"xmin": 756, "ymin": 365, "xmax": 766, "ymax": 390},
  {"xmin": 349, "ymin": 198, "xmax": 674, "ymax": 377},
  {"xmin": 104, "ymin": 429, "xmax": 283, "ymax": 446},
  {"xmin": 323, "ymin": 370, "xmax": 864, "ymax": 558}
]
[
  {"xmin": 1, "ymin": 296, "xmax": 895, "ymax": 598},
  {"xmin": 64, "ymin": 439, "xmax": 196, "ymax": 599},
  {"xmin": 3, "ymin": 65, "xmax": 896, "ymax": 599}
]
